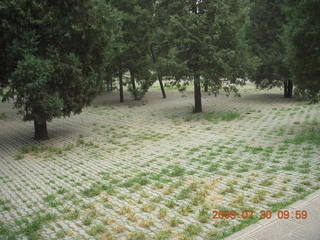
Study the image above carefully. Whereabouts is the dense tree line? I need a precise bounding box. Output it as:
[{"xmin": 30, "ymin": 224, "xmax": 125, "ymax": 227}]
[{"xmin": 0, "ymin": 0, "xmax": 319, "ymax": 139}]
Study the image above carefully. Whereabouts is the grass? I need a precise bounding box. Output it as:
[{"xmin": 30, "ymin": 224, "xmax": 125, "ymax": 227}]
[
  {"xmin": 20, "ymin": 144, "xmax": 74, "ymax": 156},
  {"xmin": 82, "ymin": 216, "xmax": 93, "ymax": 226},
  {"xmin": 82, "ymin": 183, "xmax": 115, "ymax": 197},
  {"xmin": 198, "ymin": 207, "xmax": 210, "ymax": 223},
  {"xmin": 158, "ymin": 208, "xmax": 167, "ymax": 219},
  {"xmin": 139, "ymin": 218, "xmax": 154, "ymax": 228},
  {"xmin": 169, "ymin": 217, "xmax": 182, "ymax": 227},
  {"xmin": 165, "ymin": 199, "xmax": 176, "ymax": 209},
  {"xmin": 63, "ymin": 210, "xmax": 79, "ymax": 220},
  {"xmin": 285, "ymin": 127, "xmax": 320, "ymax": 146},
  {"xmin": 260, "ymin": 178, "xmax": 274, "ymax": 187},
  {"xmin": 213, "ymin": 220, "xmax": 230, "ymax": 228},
  {"xmin": 0, "ymin": 113, "xmax": 7, "ymax": 120},
  {"xmin": 87, "ymin": 225, "xmax": 105, "ymax": 236},
  {"xmin": 183, "ymin": 224, "xmax": 202, "ymax": 237},
  {"xmin": 178, "ymin": 204, "xmax": 194, "ymax": 216},
  {"xmin": 243, "ymin": 146, "xmax": 265, "ymax": 154},
  {"xmin": 15, "ymin": 154, "xmax": 24, "ymax": 160},
  {"xmin": 252, "ymin": 190, "xmax": 267, "ymax": 204},
  {"xmin": 0, "ymin": 199, "xmax": 12, "ymax": 211},
  {"xmin": 120, "ymin": 175, "xmax": 149, "ymax": 188},
  {"xmin": 165, "ymin": 165, "xmax": 186, "ymax": 177},
  {"xmin": 293, "ymin": 186, "xmax": 305, "ymax": 193},
  {"xmin": 183, "ymin": 112, "xmax": 240, "ymax": 122},
  {"xmin": 128, "ymin": 231, "xmax": 146, "ymax": 240},
  {"xmin": 282, "ymin": 164, "xmax": 295, "ymax": 171},
  {"xmin": 176, "ymin": 188, "xmax": 192, "ymax": 200},
  {"xmin": 0, "ymin": 213, "xmax": 56, "ymax": 239},
  {"xmin": 155, "ymin": 230, "xmax": 172, "ymax": 240},
  {"xmin": 140, "ymin": 203, "xmax": 156, "ymax": 212},
  {"xmin": 207, "ymin": 163, "xmax": 220, "ymax": 172}
]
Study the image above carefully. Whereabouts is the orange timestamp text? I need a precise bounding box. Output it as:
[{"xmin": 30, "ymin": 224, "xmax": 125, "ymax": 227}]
[{"xmin": 212, "ymin": 209, "xmax": 308, "ymax": 220}]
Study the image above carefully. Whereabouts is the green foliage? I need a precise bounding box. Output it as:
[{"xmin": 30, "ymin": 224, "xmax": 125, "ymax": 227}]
[
  {"xmin": 110, "ymin": 0, "xmax": 154, "ymax": 100},
  {"xmin": 283, "ymin": 0, "xmax": 320, "ymax": 99},
  {"xmin": 246, "ymin": 1, "xmax": 291, "ymax": 95},
  {"xmin": 156, "ymin": 0, "xmax": 249, "ymax": 111},
  {"xmin": 0, "ymin": 0, "xmax": 120, "ymax": 138}
]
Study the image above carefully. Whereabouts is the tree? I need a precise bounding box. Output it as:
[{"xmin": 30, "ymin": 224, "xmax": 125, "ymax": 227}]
[
  {"xmin": 246, "ymin": 1, "xmax": 293, "ymax": 98},
  {"xmin": 110, "ymin": 0, "xmax": 154, "ymax": 101},
  {"xmin": 162, "ymin": 0, "xmax": 245, "ymax": 112},
  {"xmin": 283, "ymin": 0, "xmax": 320, "ymax": 100},
  {"xmin": 1, "ymin": 0, "xmax": 119, "ymax": 140},
  {"xmin": 149, "ymin": 0, "xmax": 172, "ymax": 99}
]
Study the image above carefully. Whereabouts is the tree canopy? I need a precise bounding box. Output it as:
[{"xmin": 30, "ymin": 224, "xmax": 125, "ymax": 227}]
[
  {"xmin": 1, "ymin": 0, "xmax": 319, "ymax": 139},
  {"xmin": 246, "ymin": 0, "xmax": 293, "ymax": 98},
  {"xmin": 1, "ymin": 0, "xmax": 120, "ymax": 139},
  {"xmin": 159, "ymin": 0, "xmax": 248, "ymax": 112},
  {"xmin": 283, "ymin": 0, "xmax": 320, "ymax": 100}
]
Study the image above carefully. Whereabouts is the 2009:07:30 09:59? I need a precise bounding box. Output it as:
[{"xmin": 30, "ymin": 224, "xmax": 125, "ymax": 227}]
[{"xmin": 212, "ymin": 210, "xmax": 308, "ymax": 220}]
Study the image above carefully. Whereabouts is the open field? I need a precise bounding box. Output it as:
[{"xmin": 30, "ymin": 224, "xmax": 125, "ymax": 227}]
[{"xmin": 0, "ymin": 86, "xmax": 320, "ymax": 240}]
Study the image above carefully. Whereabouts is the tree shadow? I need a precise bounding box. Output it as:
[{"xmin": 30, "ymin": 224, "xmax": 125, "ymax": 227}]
[{"xmin": 240, "ymin": 93, "xmax": 302, "ymax": 105}]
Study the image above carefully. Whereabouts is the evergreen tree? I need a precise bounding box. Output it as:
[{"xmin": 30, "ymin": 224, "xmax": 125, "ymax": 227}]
[
  {"xmin": 162, "ymin": 0, "xmax": 245, "ymax": 112},
  {"xmin": 283, "ymin": 0, "xmax": 320, "ymax": 100},
  {"xmin": 149, "ymin": 0, "xmax": 174, "ymax": 99},
  {"xmin": 246, "ymin": 1, "xmax": 293, "ymax": 98},
  {"xmin": 1, "ymin": 0, "xmax": 119, "ymax": 139},
  {"xmin": 110, "ymin": 0, "xmax": 154, "ymax": 101}
]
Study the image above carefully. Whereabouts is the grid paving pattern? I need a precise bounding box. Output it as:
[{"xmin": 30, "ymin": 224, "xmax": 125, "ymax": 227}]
[{"xmin": 0, "ymin": 87, "xmax": 319, "ymax": 239}]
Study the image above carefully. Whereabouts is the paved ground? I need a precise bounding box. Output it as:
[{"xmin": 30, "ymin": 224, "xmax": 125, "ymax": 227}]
[
  {"xmin": 0, "ymin": 85, "xmax": 319, "ymax": 239},
  {"xmin": 225, "ymin": 189, "xmax": 320, "ymax": 240}
]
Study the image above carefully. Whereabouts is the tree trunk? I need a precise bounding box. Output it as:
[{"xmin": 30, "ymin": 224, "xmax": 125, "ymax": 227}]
[
  {"xmin": 287, "ymin": 80, "xmax": 293, "ymax": 98},
  {"xmin": 110, "ymin": 77, "xmax": 113, "ymax": 92},
  {"xmin": 106, "ymin": 74, "xmax": 112, "ymax": 92},
  {"xmin": 193, "ymin": 74, "xmax": 202, "ymax": 113},
  {"xmin": 204, "ymin": 81, "xmax": 208, "ymax": 92},
  {"xmin": 284, "ymin": 80, "xmax": 288, "ymax": 98},
  {"xmin": 158, "ymin": 75, "xmax": 166, "ymax": 99},
  {"xmin": 34, "ymin": 119, "xmax": 48, "ymax": 140},
  {"xmin": 284, "ymin": 80, "xmax": 293, "ymax": 98},
  {"xmin": 119, "ymin": 69, "xmax": 124, "ymax": 103},
  {"xmin": 130, "ymin": 70, "xmax": 138, "ymax": 100},
  {"xmin": 150, "ymin": 44, "xmax": 167, "ymax": 99}
]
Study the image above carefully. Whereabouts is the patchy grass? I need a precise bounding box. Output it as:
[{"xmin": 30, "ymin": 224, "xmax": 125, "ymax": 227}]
[
  {"xmin": 82, "ymin": 183, "xmax": 115, "ymax": 197},
  {"xmin": 0, "ymin": 113, "xmax": 7, "ymax": 120},
  {"xmin": 285, "ymin": 127, "xmax": 320, "ymax": 146},
  {"xmin": 19, "ymin": 144, "xmax": 74, "ymax": 158},
  {"xmin": 120, "ymin": 175, "xmax": 150, "ymax": 188},
  {"xmin": 183, "ymin": 224, "xmax": 202, "ymax": 237},
  {"xmin": 128, "ymin": 231, "xmax": 146, "ymax": 240},
  {"xmin": 0, "ymin": 213, "xmax": 56, "ymax": 239},
  {"xmin": 183, "ymin": 111, "xmax": 241, "ymax": 122}
]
